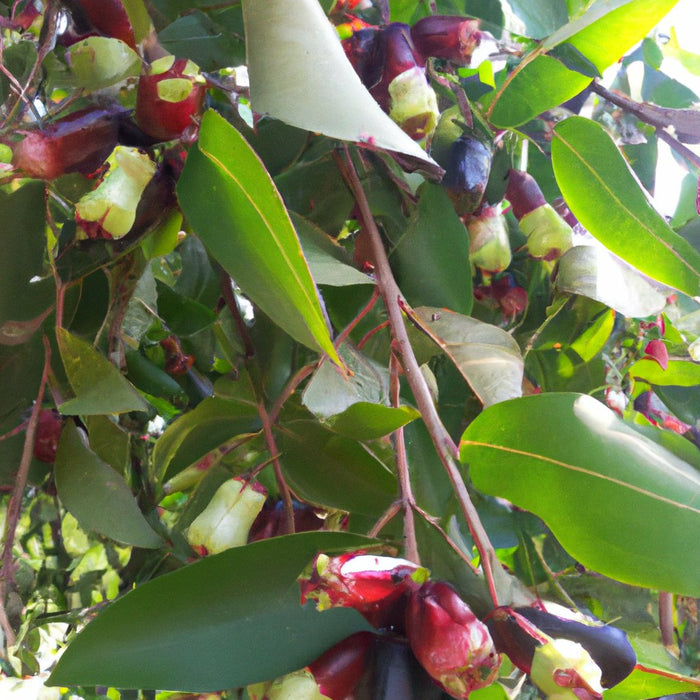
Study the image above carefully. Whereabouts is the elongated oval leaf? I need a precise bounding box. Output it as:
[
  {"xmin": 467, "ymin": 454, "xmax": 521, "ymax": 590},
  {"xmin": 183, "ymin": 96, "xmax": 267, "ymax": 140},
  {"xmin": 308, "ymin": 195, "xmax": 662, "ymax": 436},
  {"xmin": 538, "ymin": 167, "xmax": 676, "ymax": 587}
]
[
  {"xmin": 54, "ymin": 421, "xmax": 162, "ymax": 548},
  {"xmin": 461, "ymin": 393, "xmax": 700, "ymax": 596},
  {"xmin": 630, "ymin": 358, "xmax": 700, "ymax": 387},
  {"xmin": 56, "ymin": 328, "xmax": 149, "ymax": 415},
  {"xmin": 556, "ymin": 245, "xmax": 668, "ymax": 318},
  {"xmin": 48, "ymin": 532, "xmax": 373, "ymax": 691},
  {"xmin": 552, "ymin": 117, "xmax": 700, "ymax": 297},
  {"xmin": 413, "ymin": 307, "xmax": 523, "ymax": 407},
  {"xmin": 325, "ymin": 402, "xmax": 420, "ymax": 440},
  {"xmin": 178, "ymin": 111, "xmax": 340, "ymax": 363},
  {"xmin": 242, "ymin": 0, "xmax": 436, "ymax": 167},
  {"xmin": 489, "ymin": 55, "xmax": 591, "ymax": 128},
  {"xmin": 544, "ymin": 0, "xmax": 679, "ymax": 72}
]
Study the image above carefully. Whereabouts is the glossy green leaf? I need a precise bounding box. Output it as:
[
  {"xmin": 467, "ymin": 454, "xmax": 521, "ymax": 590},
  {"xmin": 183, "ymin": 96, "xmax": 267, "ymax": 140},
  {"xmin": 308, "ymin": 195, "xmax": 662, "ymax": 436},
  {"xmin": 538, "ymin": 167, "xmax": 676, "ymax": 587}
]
[
  {"xmin": 48, "ymin": 532, "xmax": 374, "ymax": 690},
  {"xmin": 155, "ymin": 282, "xmax": 216, "ymax": 337},
  {"xmin": 242, "ymin": 0, "xmax": 436, "ymax": 167},
  {"xmin": 604, "ymin": 663, "xmax": 700, "ymax": 699},
  {"xmin": 178, "ymin": 111, "xmax": 340, "ymax": 364},
  {"xmin": 54, "ymin": 421, "xmax": 162, "ymax": 549},
  {"xmin": 56, "ymin": 328, "xmax": 149, "ymax": 415},
  {"xmin": 413, "ymin": 307, "xmax": 523, "ymax": 407},
  {"xmin": 391, "ymin": 183, "xmax": 473, "ymax": 315},
  {"xmin": 488, "ymin": 55, "xmax": 591, "ymax": 128},
  {"xmin": 552, "ymin": 117, "xmax": 700, "ymax": 297},
  {"xmin": 154, "ymin": 396, "xmax": 259, "ymax": 481},
  {"xmin": 630, "ymin": 358, "xmax": 700, "ymax": 387},
  {"xmin": 325, "ymin": 402, "xmax": 420, "ymax": 440},
  {"xmin": 556, "ymin": 246, "xmax": 668, "ymax": 318},
  {"xmin": 547, "ymin": 0, "xmax": 680, "ymax": 72},
  {"xmin": 461, "ymin": 393, "xmax": 700, "ymax": 596},
  {"xmin": 278, "ymin": 420, "xmax": 397, "ymax": 516}
]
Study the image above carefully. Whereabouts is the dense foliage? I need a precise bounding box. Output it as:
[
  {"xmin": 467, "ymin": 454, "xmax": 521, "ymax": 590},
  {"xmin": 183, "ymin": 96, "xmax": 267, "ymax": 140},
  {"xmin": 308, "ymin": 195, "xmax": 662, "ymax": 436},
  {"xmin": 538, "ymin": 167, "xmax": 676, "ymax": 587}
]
[{"xmin": 0, "ymin": 0, "xmax": 699, "ymax": 698}]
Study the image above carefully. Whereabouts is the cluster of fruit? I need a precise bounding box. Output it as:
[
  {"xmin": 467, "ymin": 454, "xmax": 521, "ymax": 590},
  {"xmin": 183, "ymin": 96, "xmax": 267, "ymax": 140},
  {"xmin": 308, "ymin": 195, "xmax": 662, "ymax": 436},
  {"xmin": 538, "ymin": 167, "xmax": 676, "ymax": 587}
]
[{"xmin": 249, "ymin": 553, "xmax": 637, "ymax": 700}]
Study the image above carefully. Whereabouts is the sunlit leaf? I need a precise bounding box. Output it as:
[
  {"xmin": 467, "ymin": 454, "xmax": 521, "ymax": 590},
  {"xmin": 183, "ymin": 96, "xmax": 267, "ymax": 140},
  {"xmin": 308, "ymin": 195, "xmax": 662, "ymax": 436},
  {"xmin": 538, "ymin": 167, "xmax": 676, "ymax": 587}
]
[
  {"xmin": 556, "ymin": 245, "xmax": 669, "ymax": 317},
  {"xmin": 552, "ymin": 117, "xmax": 700, "ymax": 297},
  {"xmin": 325, "ymin": 402, "xmax": 420, "ymax": 440},
  {"xmin": 412, "ymin": 307, "xmax": 523, "ymax": 407},
  {"xmin": 630, "ymin": 358, "xmax": 700, "ymax": 387},
  {"xmin": 48, "ymin": 533, "xmax": 374, "ymax": 690},
  {"xmin": 461, "ymin": 393, "xmax": 700, "ymax": 596},
  {"xmin": 242, "ymin": 0, "xmax": 437, "ymax": 168},
  {"xmin": 178, "ymin": 110, "xmax": 340, "ymax": 363},
  {"xmin": 55, "ymin": 421, "xmax": 162, "ymax": 548}
]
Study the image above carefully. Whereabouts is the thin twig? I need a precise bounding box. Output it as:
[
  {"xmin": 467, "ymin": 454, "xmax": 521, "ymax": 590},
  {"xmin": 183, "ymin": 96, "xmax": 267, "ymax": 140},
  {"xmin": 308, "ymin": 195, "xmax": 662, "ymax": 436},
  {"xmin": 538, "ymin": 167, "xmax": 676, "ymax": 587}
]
[
  {"xmin": 390, "ymin": 353, "xmax": 419, "ymax": 564},
  {"xmin": 333, "ymin": 148, "xmax": 500, "ymax": 608},
  {"xmin": 334, "ymin": 287, "xmax": 381, "ymax": 348},
  {"xmin": 0, "ymin": 335, "xmax": 51, "ymax": 646},
  {"xmin": 658, "ymin": 591, "xmax": 675, "ymax": 648},
  {"xmin": 368, "ymin": 500, "xmax": 402, "ymax": 539},
  {"xmin": 590, "ymin": 81, "xmax": 700, "ymax": 170},
  {"xmin": 269, "ymin": 363, "xmax": 316, "ymax": 425}
]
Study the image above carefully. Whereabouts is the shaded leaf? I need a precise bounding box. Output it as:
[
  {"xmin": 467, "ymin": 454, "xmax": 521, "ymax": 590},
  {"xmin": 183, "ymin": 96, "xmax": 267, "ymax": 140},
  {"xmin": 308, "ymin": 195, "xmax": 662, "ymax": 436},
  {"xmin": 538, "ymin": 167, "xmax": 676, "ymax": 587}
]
[
  {"xmin": 48, "ymin": 532, "xmax": 374, "ymax": 690},
  {"xmin": 278, "ymin": 420, "xmax": 397, "ymax": 516},
  {"xmin": 242, "ymin": 0, "xmax": 436, "ymax": 167},
  {"xmin": 461, "ymin": 393, "xmax": 700, "ymax": 596},
  {"xmin": 178, "ymin": 111, "xmax": 340, "ymax": 363},
  {"xmin": 391, "ymin": 183, "xmax": 473, "ymax": 315},
  {"xmin": 154, "ymin": 396, "xmax": 259, "ymax": 481},
  {"xmin": 413, "ymin": 307, "xmax": 523, "ymax": 407},
  {"xmin": 552, "ymin": 117, "xmax": 700, "ymax": 297},
  {"xmin": 500, "ymin": 0, "xmax": 568, "ymax": 39},
  {"xmin": 293, "ymin": 213, "xmax": 375, "ymax": 288},
  {"xmin": 54, "ymin": 421, "xmax": 162, "ymax": 548},
  {"xmin": 556, "ymin": 245, "xmax": 669, "ymax": 317},
  {"xmin": 56, "ymin": 328, "xmax": 149, "ymax": 415}
]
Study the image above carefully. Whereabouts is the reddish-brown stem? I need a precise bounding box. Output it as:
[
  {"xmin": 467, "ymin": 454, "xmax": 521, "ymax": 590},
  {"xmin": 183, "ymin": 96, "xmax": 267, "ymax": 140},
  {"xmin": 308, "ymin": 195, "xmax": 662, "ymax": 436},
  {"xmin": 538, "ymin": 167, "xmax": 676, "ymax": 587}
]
[
  {"xmin": 334, "ymin": 287, "xmax": 381, "ymax": 348},
  {"xmin": 257, "ymin": 401, "xmax": 294, "ymax": 535},
  {"xmin": 390, "ymin": 352, "xmax": 419, "ymax": 564},
  {"xmin": 357, "ymin": 320, "xmax": 390, "ymax": 350},
  {"xmin": 368, "ymin": 500, "xmax": 402, "ymax": 539},
  {"xmin": 333, "ymin": 148, "xmax": 500, "ymax": 608},
  {"xmin": 658, "ymin": 591, "xmax": 675, "ymax": 648},
  {"xmin": 413, "ymin": 504, "xmax": 480, "ymax": 575},
  {"xmin": 0, "ymin": 335, "xmax": 51, "ymax": 646},
  {"xmin": 269, "ymin": 363, "xmax": 316, "ymax": 425}
]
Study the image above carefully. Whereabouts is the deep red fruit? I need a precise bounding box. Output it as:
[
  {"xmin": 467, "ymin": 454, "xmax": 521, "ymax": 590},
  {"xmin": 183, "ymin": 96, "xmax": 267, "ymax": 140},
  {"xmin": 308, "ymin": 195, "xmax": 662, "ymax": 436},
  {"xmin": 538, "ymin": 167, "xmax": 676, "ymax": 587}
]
[
  {"xmin": 505, "ymin": 169, "xmax": 547, "ymax": 220},
  {"xmin": 33, "ymin": 410, "xmax": 63, "ymax": 464},
  {"xmin": 68, "ymin": 0, "xmax": 136, "ymax": 49},
  {"xmin": 10, "ymin": 107, "xmax": 125, "ymax": 180},
  {"xmin": 406, "ymin": 580, "xmax": 500, "ymax": 698},
  {"xmin": 308, "ymin": 631, "xmax": 375, "ymax": 700},
  {"xmin": 410, "ymin": 15, "xmax": 483, "ymax": 65},
  {"xmin": 135, "ymin": 57, "xmax": 206, "ymax": 142}
]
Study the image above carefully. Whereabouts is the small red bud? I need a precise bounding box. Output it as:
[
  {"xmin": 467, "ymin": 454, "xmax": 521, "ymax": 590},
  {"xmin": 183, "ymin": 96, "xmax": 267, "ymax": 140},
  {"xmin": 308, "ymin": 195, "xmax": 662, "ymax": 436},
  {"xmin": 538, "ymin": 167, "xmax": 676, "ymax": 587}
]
[
  {"xmin": 410, "ymin": 15, "xmax": 483, "ymax": 65},
  {"xmin": 33, "ymin": 410, "xmax": 63, "ymax": 464},
  {"xmin": 643, "ymin": 339, "xmax": 668, "ymax": 370},
  {"xmin": 406, "ymin": 581, "xmax": 500, "ymax": 698}
]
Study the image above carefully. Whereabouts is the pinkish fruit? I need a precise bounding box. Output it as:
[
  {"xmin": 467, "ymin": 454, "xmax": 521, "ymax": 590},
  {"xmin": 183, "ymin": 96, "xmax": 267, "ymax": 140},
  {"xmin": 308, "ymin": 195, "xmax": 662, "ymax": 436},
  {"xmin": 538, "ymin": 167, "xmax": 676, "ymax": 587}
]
[
  {"xmin": 33, "ymin": 410, "xmax": 63, "ymax": 464},
  {"xmin": 300, "ymin": 552, "xmax": 428, "ymax": 629},
  {"xmin": 466, "ymin": 205, "xmax": 512, "ymax": 274},
  {"xmin": 136, "ymin": 57, "xmax": 206, "ymax": 142},
  {"xmin": 643, "ymin": 339, "xmax": 668, "ymax": 370},
  {"xmin": 405, "ymin": 581, "xmax": 500, "ymax": 698},
  {"xmin": 68, "ymin": 0, "xmax": 136, "ymax": 50}
]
